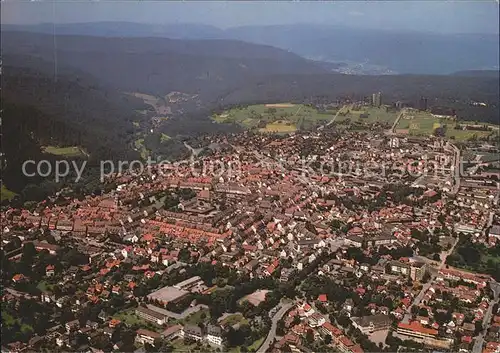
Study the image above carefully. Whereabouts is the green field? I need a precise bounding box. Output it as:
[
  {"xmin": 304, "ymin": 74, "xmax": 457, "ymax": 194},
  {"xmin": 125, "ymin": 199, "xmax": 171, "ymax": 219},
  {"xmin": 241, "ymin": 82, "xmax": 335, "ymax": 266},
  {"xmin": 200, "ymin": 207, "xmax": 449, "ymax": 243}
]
[
  {"xmin": 160, "ymin": 133, "xmax": 171, "ymax": 142},
  {"xmin": 249, "ymin": 337, "xmax": 264, "ymax": 351},
  {"xmin": 336, "ymin": 105, "xmax": 399, "ymax": 125},
  {"xmin": 259, "ymin": 120, "xmax": 297, "ymax": 133},
  {"xmin": 37, "ymin": 280, "xmax": 55, "ymax": 292},
  {"xmin": 113, "ymin": 308, "xmax": 159, "ymax": 329},
  {"xmin": 1, "ymin": 185, "xmax": 17, "ymax": 201},
  {"xmin": 212, "ymin": 103, "xmax": 336, "ymax": 132},
  {"xmin": 171, "ymin": 338, "xmax": 201, "ymax": 352},
  {"xmin": 228, "ymin": 337, "xmax": 264, "ymax": 353},
  {"xmin": 220, "ymin": 313, "xmax": 248, "ymax": 327},
  {"xmin": 42, "ymin": 146, "xmax": 87, "ymax": 158},
  {"xmin": 396, "ymin": 110, "xmax": 498, "ymax": 141},
  {"xmin": 134, "ymin": 138, "xmax": 150, "ymax": 160},
  {"xmin": 183, "ymin": 308, "xmax": 210, "ymax": 325}
]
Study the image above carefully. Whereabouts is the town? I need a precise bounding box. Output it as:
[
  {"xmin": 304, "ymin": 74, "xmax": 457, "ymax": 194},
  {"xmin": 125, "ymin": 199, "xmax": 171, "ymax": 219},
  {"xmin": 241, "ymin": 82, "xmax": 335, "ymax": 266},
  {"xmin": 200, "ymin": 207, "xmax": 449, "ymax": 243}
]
[{"xmin": 1, "ymin": 98, "xmax": 500, "ymax": 353}]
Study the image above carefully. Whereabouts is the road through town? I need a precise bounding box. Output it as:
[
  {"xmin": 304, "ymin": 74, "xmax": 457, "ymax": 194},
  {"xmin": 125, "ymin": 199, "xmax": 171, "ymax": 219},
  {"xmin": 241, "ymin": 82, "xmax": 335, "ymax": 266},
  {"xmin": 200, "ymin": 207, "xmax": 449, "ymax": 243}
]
[
  {"xmin": 402, "ymin": 237, "xmax": 459, "ymax": 323},
  {"xmin": 257, "ymin": 303, "xmax": 294, "ymax": 353},
  {"xmin": 472, "ymin": 282, "xmax": 500, "ymax": 353}
]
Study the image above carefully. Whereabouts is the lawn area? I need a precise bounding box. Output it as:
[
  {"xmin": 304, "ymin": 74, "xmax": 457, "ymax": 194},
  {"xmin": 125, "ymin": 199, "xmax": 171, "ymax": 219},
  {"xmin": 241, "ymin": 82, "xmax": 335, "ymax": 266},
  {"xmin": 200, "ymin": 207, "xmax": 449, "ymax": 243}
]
[
  {"xmin": 1, "ymin": 185, "xmax": 17, "ymax": 201},
  {"xmin": 160, "ymin": 133, "xmax": 171, "ymax": 143},
  {"xmin": 183, "ymin": 308, "xmax": 210, "ymax": 325},
  {"xmin": 37, "ymin": 280, "xmax": 55, "ymax": 292},
  {"xmin": 336, "ymin": 106, "xmax": 399, "ymax": 125},
  {"xmin": 212, "ymin": 103, "xmax": 336, "ymax": 132},
  {"xmin": 228, "ymin": 337, "xmax": 264, "ymax": 353},
  {"xmin": 259, "ymin": 121, "xmax": 297, "ymax": 133},
  {"xmin": 42, "ymin": 146, "xmax": 87, "ymax": 158},
  {"xmin": 395, "ymin": 110, "xmax": 498, "ymax": 141},
  {"xmin": 134, "ymin": 138, "xmax": 149, "ymax": 160},
  {"xmin": 249, "ymin": 337, "xmax": 264, "ymax": 351},
  {"xmin": 445, "ymin": 128, "xmax": 497, "ymax": 141},
  {"xmin": 113, "ymin": 309, "xmax": 156, "ymax": 328},
  {"xmin": 446, "ymin": 235, "xmax": 500, "ymax": 281},
  {"xmin": 171, "ymin": 338, "xmax": 198, "ymax": 352},
  {"xmin": 220, "ymin": 313, "xmax": 248, "ymax": 327}
]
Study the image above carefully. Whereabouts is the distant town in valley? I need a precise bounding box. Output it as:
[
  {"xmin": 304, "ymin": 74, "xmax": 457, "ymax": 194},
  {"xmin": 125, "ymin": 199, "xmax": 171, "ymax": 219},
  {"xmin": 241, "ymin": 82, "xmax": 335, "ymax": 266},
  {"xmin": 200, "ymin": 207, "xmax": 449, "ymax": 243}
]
[{"xmin": 1, "ymin": 2, "xmax": 500, "ymax": 353}]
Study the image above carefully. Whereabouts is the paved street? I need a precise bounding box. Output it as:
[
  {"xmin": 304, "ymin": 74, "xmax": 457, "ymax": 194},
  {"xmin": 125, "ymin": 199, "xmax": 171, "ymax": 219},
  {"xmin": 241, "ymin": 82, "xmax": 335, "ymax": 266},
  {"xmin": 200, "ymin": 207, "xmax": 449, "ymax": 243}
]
[
  {"xmin": 472, "ymin": 285, "xmax": 500, "ymax": 353},
  {"xmin": 450, "ymin": 143, "xmax": 461, "ymax": 194},
  {"xmin": 257, "ymin": 302, "xmax": 294, "ymax": 353},
  {"xmin": 389, "ymin": 109, "xmax": 406, "ymax": 134},
  {"xmin": 403, "ymin": 237, "xmax": 459, "ymax": 323}
]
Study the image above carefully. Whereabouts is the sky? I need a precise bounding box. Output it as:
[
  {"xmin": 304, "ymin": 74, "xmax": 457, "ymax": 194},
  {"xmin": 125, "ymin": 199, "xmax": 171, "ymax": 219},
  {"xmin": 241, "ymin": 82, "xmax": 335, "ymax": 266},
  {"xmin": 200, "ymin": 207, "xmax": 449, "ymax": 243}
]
[{"xmin": 2, "ymin": 1, "xmax": 499, "ymax": 34}]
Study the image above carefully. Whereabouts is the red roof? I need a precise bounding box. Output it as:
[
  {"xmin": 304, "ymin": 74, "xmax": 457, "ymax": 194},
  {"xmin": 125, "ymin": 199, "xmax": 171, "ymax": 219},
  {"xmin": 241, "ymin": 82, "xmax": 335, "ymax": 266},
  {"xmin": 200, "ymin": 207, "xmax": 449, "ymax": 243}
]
[
  {"xmin": 356, "ymin": 287, "xmax": 366, "ymax": 295},
  {"xmin": 350, "ymin": 344, "xmax": 364, "ymax": 353},
  {"xmin": 462, "ymin": 336, "xmax": 473, "ymax": 344},
  {"xmin": 322, "ymin": 322, "xmax": 343, "ymax": 337},
  {"xmin": 318, "ymin": 294, "xmax": 328, "ymax": 302},
  {"xmin": 398, "ymin": 321, "xmax": 438, "ymax": 336},
  {"xmin": 338, "ymin": 335, "xmax": 354, "ymax": 347}
]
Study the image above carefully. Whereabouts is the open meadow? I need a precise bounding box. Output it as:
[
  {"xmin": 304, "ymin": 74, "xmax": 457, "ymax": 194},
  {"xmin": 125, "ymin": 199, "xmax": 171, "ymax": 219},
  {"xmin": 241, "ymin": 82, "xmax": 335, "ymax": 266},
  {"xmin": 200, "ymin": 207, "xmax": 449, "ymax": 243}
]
[
  {"xmin": 42, "ymin": 146, "xmax": 88, "ymax": 158},
  {"xmin": 335, "ymin": 105, "xmax": 399, "ymax": 125},
  {"xmin": 396, "ymin": 110, "xmax": 498, "ymax": 141},
  {"xmin": 212, "ymin": 103, "xmax": 337, "ymax": 132},
  {"xmin": 1, "ymin": 185, "xmax": 17, "ymax": 202}
]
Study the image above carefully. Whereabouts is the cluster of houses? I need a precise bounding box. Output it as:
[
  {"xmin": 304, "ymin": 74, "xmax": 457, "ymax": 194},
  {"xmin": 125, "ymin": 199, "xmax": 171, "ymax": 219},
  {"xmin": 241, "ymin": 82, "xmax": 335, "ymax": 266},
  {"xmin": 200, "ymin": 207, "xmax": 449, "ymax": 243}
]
[{"xmin": 1, "ymin": 128, "xmax": 499, "ymax": 353}]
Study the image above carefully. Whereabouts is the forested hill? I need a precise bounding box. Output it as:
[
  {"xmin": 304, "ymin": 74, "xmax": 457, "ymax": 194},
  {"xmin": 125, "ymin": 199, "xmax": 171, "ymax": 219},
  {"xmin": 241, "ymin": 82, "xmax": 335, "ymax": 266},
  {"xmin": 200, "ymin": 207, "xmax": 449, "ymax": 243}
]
[
  {"xmin": 2, "ymin": 31, "xmax": 327, "ymax": 98},
  {"xmin": 4, "ymin": 22, "xmax": 498, "ymax": 75},
  {"xmin": 2, "ymin": 63, "xmax": 144, "ymax": 192}
]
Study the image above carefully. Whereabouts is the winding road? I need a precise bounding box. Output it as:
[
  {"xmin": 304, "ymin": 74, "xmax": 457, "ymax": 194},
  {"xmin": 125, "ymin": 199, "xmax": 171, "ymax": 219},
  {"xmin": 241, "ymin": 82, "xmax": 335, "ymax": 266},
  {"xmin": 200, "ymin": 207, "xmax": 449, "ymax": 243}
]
[{"xmin": 257, "ymin": 303, "xmax": 294, "ymax": 353}]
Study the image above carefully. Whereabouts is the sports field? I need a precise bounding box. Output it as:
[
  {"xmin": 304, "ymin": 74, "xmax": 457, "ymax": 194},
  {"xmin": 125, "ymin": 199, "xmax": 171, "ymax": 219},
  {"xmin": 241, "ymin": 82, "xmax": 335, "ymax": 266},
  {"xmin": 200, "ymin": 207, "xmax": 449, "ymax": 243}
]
[{"xmin": 212, "ymin": 103, "xmax": 336, "ymax": 132}]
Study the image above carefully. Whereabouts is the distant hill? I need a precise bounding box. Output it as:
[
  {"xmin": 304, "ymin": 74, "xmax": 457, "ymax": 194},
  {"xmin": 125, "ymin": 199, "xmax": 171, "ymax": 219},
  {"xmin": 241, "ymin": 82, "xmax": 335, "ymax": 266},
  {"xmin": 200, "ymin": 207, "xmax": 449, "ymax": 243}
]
[
  {"xmin": 4, "ymin": 22, "xmax": 498, "ymax": 74},
  {"xmin": 451, "ymin": 70, "xmax": 500, "ymax": 78},
  {"xmin": 2, "ymin": 31, "xmax": 326, "ymax": 99},
  {"xmin": 1, "ymin": 22, "xmax": 225, "ymax": 39}
]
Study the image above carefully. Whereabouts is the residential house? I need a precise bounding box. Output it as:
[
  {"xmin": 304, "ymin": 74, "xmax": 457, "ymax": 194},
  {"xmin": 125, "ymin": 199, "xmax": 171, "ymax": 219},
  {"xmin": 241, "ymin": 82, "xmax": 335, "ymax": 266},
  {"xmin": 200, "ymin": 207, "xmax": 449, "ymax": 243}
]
[
  {"xmin": 206, "ymin": 324, "xmax": 223, "ymax": 346},
  {"xmin": 184, "ymin": 325, "xmax": 204, "ymax": 341},
  {"xmin": 135, "ymin": 329, "xmax": 161, "ymax": 346},
  {"xmin": 135, "ymin": 306, "xmax": 168, "ymax": 325},
  {"xmin": 351, "ymin": 314, "xmax": 392, "ymax": 334}
]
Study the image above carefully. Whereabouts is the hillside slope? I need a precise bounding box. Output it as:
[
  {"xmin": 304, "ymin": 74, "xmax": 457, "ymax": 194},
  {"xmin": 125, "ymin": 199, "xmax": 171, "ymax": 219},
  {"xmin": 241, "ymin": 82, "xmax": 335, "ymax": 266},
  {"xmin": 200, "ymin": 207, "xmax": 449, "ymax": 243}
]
[
  {"xmin": 2, "ymin": 63, "xmax": 143, "ymax": 162},
  {"xmin": 2, "ymin": 31, "xmax": 326, "ymax": 98},
  {"xmin": 5, "ymin": 23, "xmax": 498, "ymax": 74}
]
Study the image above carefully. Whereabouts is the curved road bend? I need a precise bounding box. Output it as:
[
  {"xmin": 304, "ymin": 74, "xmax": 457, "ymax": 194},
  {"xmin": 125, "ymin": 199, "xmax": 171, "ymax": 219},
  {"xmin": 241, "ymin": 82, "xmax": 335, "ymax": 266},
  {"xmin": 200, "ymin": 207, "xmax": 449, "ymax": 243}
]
[{"xmin": 257, "ymin": 303, "xmax": 294, "ymax": 353}]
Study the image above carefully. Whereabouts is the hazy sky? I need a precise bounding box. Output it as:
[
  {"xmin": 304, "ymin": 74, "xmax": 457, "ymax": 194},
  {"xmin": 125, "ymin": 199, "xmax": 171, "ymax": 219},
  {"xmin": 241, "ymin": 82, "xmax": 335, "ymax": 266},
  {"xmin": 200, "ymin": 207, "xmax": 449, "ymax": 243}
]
[{"xmin": 2, "ymin": 1, "xmax": 499, "ymax": 34}]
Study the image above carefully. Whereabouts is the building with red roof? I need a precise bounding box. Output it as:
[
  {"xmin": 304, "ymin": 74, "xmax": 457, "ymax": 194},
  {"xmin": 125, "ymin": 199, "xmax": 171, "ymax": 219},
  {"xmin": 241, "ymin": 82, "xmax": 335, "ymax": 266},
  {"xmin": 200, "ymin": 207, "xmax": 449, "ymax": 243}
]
[{"xmin": 318, "ymin": 294, "xmax": 328, "ymax": 303}]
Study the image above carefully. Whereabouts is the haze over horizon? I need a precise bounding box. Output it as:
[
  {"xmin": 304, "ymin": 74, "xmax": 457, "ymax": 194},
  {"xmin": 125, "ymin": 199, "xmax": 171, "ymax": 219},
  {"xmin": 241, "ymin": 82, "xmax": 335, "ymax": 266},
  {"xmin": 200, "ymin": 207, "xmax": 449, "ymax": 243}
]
[{"xmin": 2, "ymin": 1, "xmax": 499, "ymax": 35}]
